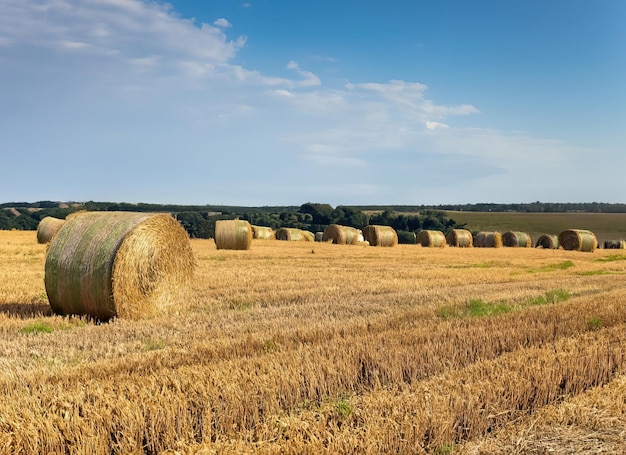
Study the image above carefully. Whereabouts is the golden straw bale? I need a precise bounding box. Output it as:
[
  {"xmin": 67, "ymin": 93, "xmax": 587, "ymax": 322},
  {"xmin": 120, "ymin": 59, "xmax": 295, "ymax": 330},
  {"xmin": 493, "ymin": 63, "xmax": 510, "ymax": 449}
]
[
  {"xmin": 215, "ymin": 220, "xmax": 253, "ymax": 250},
  {"xmin": 474, "ymin": 231, "xmax": 503, "ymax": 248},
  {"xmin": 502, "ymin": 231, "xmax": 532, "ymax": 247},
  {"xmin": 445, "ymin": 229, "xmax": 473, "ymax": 247},
  {"xmin": 322, "ymin": 224, "xmax": 361, "ymax": 245},
  {"xmin": 275, "ymin": 228, "xmax": 314, "ymax": 241},
  {"xmin": 535, "ymin": 234, "xmax": 559, "ymax": 249},
  {"xmin": 362, "ymin": 225, "xmax": 398, "ymax": 247},
  {"xmin": 36, "ymin": 216, "xmax": 66, "ymax": 244},
  {"xmin": 251, "ymin": 225, "xmax": 275, "ymax": 240},
  {"xmin": 416, "ymin": 230, "xmax": 446, "ymax": 248},
  {"xmin": 44, "ymin": 211, "xmax": 195, "ymax": 320},
  {"xmin": 558, "ymin": 229, "xmax": 598, "ymax": 252},
  {"xmin": 603, "ymin": 240, "xmax": 626, "ymax": 249}
]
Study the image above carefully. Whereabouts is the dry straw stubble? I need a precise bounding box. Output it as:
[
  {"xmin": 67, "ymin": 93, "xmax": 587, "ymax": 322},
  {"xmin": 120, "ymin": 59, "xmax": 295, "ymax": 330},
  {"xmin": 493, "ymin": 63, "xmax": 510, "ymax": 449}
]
[
  {"xmin": 215, "ymin": 220, "xmax": 253, "ymax": 250},
  {"xmin": 361, "ymin": 225, "xmax": 398, "ymax": 247},
  {"xmin": 44, "ymin": 211, "xmax": 195, "ymax": 320}
]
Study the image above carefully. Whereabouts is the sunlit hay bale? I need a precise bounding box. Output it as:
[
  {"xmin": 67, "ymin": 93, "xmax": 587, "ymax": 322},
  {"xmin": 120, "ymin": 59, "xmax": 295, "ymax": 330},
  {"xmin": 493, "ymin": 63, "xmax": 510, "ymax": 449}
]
[
  {"xmin": 314, "ymin": 232, "xmax": 324, "ymax": 242},
  {"xmin": 322, "ymin": 224, "xmax": 361, "ymax": 245},
  {"xmin": 44, "ymin": 211, "xmax": 195, "ymax": 320},
  {"xmin": 251, "ymin": 225, "xmax": 275, "ymax": 240},
  {"xmin": 36, "ymin": 216, "xmax": 66, "ymax": 244},
  {"xmin": 535, "ymin": 234, "xmax": 559, "ymax": 249},
  {"xmin": 474, "ymin": 231, "xmax": 503, "ymax": 248},
  {"xmin": 362, "ymin": 225, "xmax": 398, "ymax": 247},
  {"xmin": 275, "ymin": 228, "xmax": 313, "ymax": 241},
  {"xmin": 502, "ymin": 231, "xmax": 532, "ymax": 247},
  {"xmin": 416, "ymin": 230, "xmax": 446, "ymax": 248},
  {"xmin": 603, "ymin": 240, "xmax": 626, "ymax": 249},
  {"xmin": 215, "ymin": 220, "xmax": 253, "ymax": 250},
  {"xmin": 445, "ymin": 228, "xmax": 473, "ymax": 248},
  {"xmin": 558, "ymin": 229, "xmax": 598, "ymax": 252}
]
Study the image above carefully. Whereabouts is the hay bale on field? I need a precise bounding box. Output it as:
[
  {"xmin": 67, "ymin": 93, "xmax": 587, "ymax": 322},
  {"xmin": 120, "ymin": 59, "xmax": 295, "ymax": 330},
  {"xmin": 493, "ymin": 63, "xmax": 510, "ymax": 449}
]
[
  {"xmin": 603, "ymin": 240, "xmax": 626, "ymax": 249},
  {"xmin": 36, "ymin": 216, "xmax": 66, "ymax": 244},
  {"xmin": 445, "ymin": 229, "xmax": 473, "ymax": 248},
  {"xmin": 502, "ymin": 231, "xmax": 532, "ymax": 248},
  {"xmin": 44, "ymin": 211, "xmax": 195, "ymax": 320},
  {"xmin": 322, "ymin": 224, "xmax": 361, "ymax": 245},
  {"xmin": 362, "ymin": 225, "xmax": 398, "ymax": 247},
  {"xmin": 314, "ymin": 232, "xmax": 324, "ymax": 242},
  {"xmin": 558, "ymin": 229, "xmax": 598, "ymax": 252},
  {"xmin": 275, "ymin": 228, "xmax": 314, "ymax": 242},
  {"xmin": 535, "ymin": 234, "xmax": 559, "ymax": 249},
  {"xmin": 251, "ymin": 225, "xmax": 275, "ymax": 240},
  {"xmin": 474, "ymin": 231, "xmax": 503, "ymax": 248},
  {"xmin": 215, "ymin": 220, "xmax": 253, "ymax": 250},
  {"xmin": 416, "ymin": 230, "xmax": 446, "ymax": 248}
]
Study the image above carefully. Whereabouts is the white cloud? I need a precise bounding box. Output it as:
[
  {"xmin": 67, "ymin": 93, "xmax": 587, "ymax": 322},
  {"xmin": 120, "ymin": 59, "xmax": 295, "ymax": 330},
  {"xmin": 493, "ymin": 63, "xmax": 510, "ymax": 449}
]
[
  {"xmin": 213, "ymin": 18, "xmax": 232, "ymax": 28},
  {"xmin": 287, "ymin": 61, "xmax": 321, "ymax": 87},
  {"xmin": 426, "ymin": 121, "xmax": 449, "ymax": 130}
]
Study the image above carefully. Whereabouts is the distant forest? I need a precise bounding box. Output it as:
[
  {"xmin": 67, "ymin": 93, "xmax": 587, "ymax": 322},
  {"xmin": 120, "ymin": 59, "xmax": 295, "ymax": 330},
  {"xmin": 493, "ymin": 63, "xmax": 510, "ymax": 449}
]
[{"xmin": 2, "ymin": 200, "xmax": 626, "ymax": 244}]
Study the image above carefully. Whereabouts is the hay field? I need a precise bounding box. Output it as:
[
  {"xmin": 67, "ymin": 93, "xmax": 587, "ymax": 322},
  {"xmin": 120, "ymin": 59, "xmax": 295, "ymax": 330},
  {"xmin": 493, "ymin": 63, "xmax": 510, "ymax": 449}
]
[{"xmin": 2, "ymin": 230, "xmax": 626, "ymax": 453}]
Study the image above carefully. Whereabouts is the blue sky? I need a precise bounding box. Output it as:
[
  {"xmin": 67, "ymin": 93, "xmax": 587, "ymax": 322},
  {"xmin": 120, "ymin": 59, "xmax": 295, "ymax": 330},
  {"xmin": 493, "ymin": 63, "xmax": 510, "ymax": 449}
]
[{"xmin": 1, "ymin": 0, "xmax": 624, "ymax": 206}]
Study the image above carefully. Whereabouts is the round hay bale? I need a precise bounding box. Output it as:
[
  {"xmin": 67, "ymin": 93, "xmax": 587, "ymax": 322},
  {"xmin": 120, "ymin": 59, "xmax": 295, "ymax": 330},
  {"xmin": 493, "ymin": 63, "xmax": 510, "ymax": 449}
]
[
  {"xmin": 502, "ymin": 231, "xmax": 532, "ymax": 247},
  {"xmin": 36, "ymin": 216, "xmax": 66, "ymax": 244},
  {"xmin": 215, "ymin": 220, "xmax": 252, "ymax": 250},
  {"xmin": 44, "ymin": 211, "xmax": 195, "ymax": 320},
  {"xmin": 558, "ymin": 229, "xmax": 597, "ymax": 252},
  {"xmin": 362, "ymin": 225, "xmax": 398, "ymax": 247},
  {"xmin": 445, "ymin": 229, "xmax": 473, "ymax": 248},
  {"xmin": 474, "ymin": 231, "xmax": 503, "ymax": 248},
  {"xmin": 251, "ymin": 225, "xmax": 275, "ymax": 240},
  {"xmin": 416, "ymin": 230, "xmax": 446, "ymax": 248},
  {"xmin": 535, "ymin": 234, "xmax": 559, "ymax": 249},
  {"xmin": 275, "ymin": 228, "xmax": 314, "ymax": 242},
  {"xmin": 314, "ymin": 232, "xmax": 324, "ymax": 242},
  {"xmin": 322, "ymin": 224, "xmax": 361, "ymax": 245},
  {"xmin": 603, "ymin": 240, "xmax": 626, "ymax": 249}
]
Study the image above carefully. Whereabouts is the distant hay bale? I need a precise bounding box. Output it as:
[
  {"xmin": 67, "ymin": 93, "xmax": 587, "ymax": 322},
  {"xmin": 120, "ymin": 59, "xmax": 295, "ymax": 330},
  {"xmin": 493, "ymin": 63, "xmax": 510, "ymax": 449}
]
[
  {"xmin": 502, "ymin": 231, "xmax": 532, "ymax": 247},
  {"xmin": 362, "ymin": 225, "xmax": 398, "ymax": 247},
  {"xmin": 36, "ymin": 216, "xmax": 66, "ymax": 244},
  {"xmin": 215, "ymin": 220, "xmax": 253, "ymax": 250},
  {"xmin": 314, "ymin": 232, "xmax": 324, "ymax": 242},
  {"xmin": 44, "ymin": 211, "xmax": 195, "ymax": 320},
  {"xmin": 275, "ymin": 228, "xmax": 314, "ymax": 242},
  {"xmin": 251, "ymin": 225, "xmax": 275, "ymax": 240},
  {"xmin": 416, "ymin": 230, "xmax": 446, "ymax": 248},
  {"xmin": 558, "ymin": 229, "xmax": 598, "ymax": 252},
  {"xmin": 322, "ymin": 224, "xmax": 361, "ymax": 245},
  {"xmin": 474, "ymin": 231, "xmax": 503, "ymax": 248},
  {"xmin": 535, "ymin": 234, "xmax": 559, "ymax": 249},
  {"xmin": 445, "ymin": 229, "xmax": 473, "ymax": 248},
  {"xmin": 603, "ymin": 240, "xmax": 626, "ymax": 249}
]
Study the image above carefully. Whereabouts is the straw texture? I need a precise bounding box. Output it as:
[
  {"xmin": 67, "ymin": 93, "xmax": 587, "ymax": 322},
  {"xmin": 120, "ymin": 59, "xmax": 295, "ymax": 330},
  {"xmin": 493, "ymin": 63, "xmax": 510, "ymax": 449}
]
[
  {"xmin": 446, "ymin": 229, "xmax": 473, "ymax": 248},
  {"xmin": 322, "ymin": 224, "xmax": 361, "ymax": 245},
  {"xmin": 44, "ymin": 211, "xmax": 195, "ymax": 320},
  {"xmin": 275, "ymin": 228, "xmax": 314, "ymax": 242},
  {"xmin": 502, "ymin": 231, "xmax": 532, "ymax": 247},
  {"xmin": 558, "ymin": 229, "xmax": 598, "ymax": 252},
  {"xmin": 251, "ymin": 226, "xmax": 275, "ymax": 240},
  {"xmin": 362, "ymin": 225, "xmax": 398, "ymax": 247},
  {"xmin": 416, "ymin": 230, "xmax": 446, "ymax": 248},
  {"xmin": 535, "ymin": 234, "xmax": 559, "ymax": 249},
  {"xmin": 215, "ymin": 220, "xmax": 253, "ymax": 250},
  {"xmin": 474, "ymin": 231, "xmax": 503, "ymax": 248},
  {"xmin": 36, "ymin": 216, "xmax": 66, "ymax": 244}
]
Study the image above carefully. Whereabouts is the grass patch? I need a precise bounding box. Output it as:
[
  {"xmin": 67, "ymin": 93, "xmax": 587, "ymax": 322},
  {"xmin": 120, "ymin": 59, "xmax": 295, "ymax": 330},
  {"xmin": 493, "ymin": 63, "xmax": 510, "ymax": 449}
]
[
  {"xmin": 594, "ymin": 254, "xmax": 626, "ymax": 263},
  {"xmin": 438, "ymin": 290, "xmax": 570, "ymax": 319},
  {"xmin": 336, "ymin": 398, "xmax": 353, "ymax": 418},
  {"xmin": 528, "ymin": 260, "xmax": 575, "ymax": 273},
  {"xmin": 21, "ymin": 322, "xmax": 55, "ymax": 334},
  {"xmin": 578, "ymin": 270, "xmax": 612, "ymax": 276},
  {"xmin": 143, "ymin": 338, "xmax": 165, "ymax": 351},
  {"xmin": 587, "ymin": 316, "xmax": 603, "ymax": 330}
]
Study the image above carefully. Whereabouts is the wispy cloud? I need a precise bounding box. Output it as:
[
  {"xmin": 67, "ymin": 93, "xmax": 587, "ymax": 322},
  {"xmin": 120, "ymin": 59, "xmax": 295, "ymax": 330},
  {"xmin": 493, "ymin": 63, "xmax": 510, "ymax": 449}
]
[{"xmin": 213, "ymin": 18, "xmax": 232, "ymax": 28}]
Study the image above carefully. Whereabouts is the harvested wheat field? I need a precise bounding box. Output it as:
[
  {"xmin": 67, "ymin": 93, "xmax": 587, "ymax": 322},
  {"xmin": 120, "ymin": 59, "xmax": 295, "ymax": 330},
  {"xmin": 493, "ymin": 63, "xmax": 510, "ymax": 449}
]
[{"xmin": 2, "ymin": 229, "xmax": 626, "ymax": 454}]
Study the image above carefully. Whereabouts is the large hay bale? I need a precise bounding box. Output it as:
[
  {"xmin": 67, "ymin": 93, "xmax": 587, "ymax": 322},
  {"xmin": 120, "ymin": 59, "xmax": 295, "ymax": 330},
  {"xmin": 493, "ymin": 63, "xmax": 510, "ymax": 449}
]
[
  {"xmin": 603, "ymin": 240, "xmax": 626, "ymax": 249},
  {"xmin": 416, "ymin": 230, "xmax": 446, "ymax": 248},
  {"xmin": 474, "ymin": 231, "xmax": 503, "ymax": 248},
  {"xmin": 445, "ymin": 229, "xmax": 473, "ymax": 248},
  {"xmin": 502, "ymin": 231, "xmax": 532, "ymax": 247},
  {"xmin": 275, "ymin": 228, "xmax": 314, "ymax": 242},
  {"xmin": 361, "ymin": 225, "xmax": 398, "ymax": 247},
  {"xmin": 215, "ymin": 220, "xmax": 253, "ymax": 250},
  {"xmin": 36, "ymin": 216, "xmax": 66, "ymax": 244},
  {"xmin": 535, "ymin": 234, "xmax": 559, "ymax": 249},
  {"xmin": 44, "ymin": 211, "xmax": 195, "ymax": 320},
  {"xmin": 314, "ymin": 232, "xmax": 324, "ymax": 242},
  {"xmin": 558, "ymin": 229, "xmax": 597, "ymax": 252},
  {"xmin": 322, "ymin": 224, "xmax": 361, "ymax": 245},
  {"xmin": 251, "ymin": 225, "xmax": 275, "ymax": 240}
]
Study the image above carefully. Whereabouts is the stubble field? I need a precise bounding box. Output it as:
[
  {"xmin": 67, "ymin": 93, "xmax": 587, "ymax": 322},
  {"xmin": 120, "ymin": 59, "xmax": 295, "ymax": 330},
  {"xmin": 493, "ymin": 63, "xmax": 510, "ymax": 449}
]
[{"xmin": 1, "ymin": 229, "xmax": 626, "ymax": 454}]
